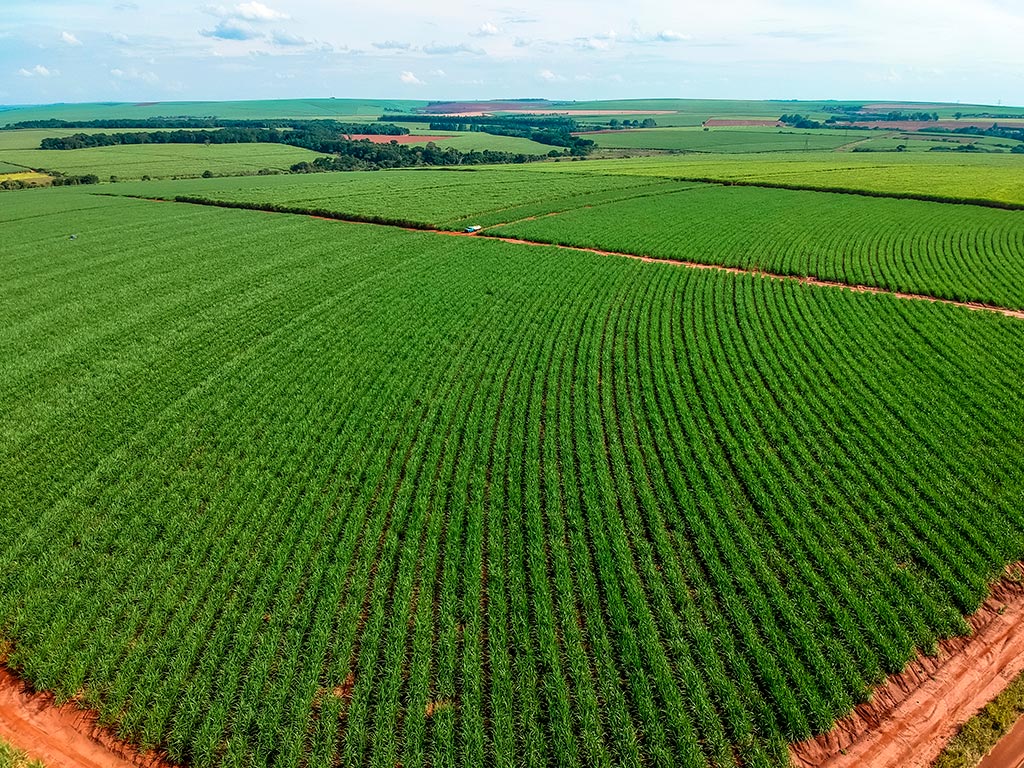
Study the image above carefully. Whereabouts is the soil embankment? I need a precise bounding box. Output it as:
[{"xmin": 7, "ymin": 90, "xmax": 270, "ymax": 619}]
[
  {"xmin": 0, "ymin": 665, "xmax": 174, "ymax": 768},
  {"xmin": 791, "ymin": 567, "xmax": 1024, "ymax": 768}
]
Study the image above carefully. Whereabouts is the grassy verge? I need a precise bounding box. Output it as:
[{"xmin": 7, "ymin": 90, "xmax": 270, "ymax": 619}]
[
  {"xmin": 0, "ymin": 740, "xmax": 44, "ymax": 768},
  {"xmin": 934, "ymin": 671, "xmax": 1024, "ymax": 768}
]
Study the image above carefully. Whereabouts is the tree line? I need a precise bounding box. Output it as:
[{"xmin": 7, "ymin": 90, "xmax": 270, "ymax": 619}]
[{"xmin": 383, "ymin": 114, "xmax": 596, "ymax": 155}]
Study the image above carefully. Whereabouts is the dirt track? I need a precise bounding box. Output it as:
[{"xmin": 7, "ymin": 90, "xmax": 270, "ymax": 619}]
[
  {"xmin": 0, "ymin": 666, "xmax": 173, "ymax": 768},
  {"xmin": 791, "ymin": 567, "xmax": 1024, "ymax": 768},
  {"xmin": 978, "ymin": 713, "xmax": 1024, "ymax": 768}
]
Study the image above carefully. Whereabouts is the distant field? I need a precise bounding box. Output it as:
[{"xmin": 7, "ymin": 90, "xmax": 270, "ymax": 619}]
[
  {"xmin": 489, "ymin": 183, "xmax": 1024, "ymax": 308},
  {"xmin": 117, "ymin": 169, "xmax": 667, "ymax": 226},
  {"xmin": 0, "ymin": 128, "xmax": 227, "ymax": 151},
  {"xmin": 0, "ymin": 98, "xmax": 426, "ymax": 125},
  {"xmin": 505, "ymin": 152, "xmax": 1024, "ymax": 206},
  {"xmin": 847, "ymin": 133, "xmax": 1022, "ymax": 153},
  {"xmin": 2, "ymin": 188, "xmax": 1023, "ymax": 768},
  {"xmin": 0, "ymin": 142, "xmax": 322, "ymax": 180},
  {"xmin": 586, "ymin": 127, "xmax": 858, "ymax": 153},
  {"xmin": 0, "ymin": 171, "xmax": 51, "ymax": 185},
  {"xmin": 119, "ymin": 163, "xmax": 1024, "ymax": 308}
]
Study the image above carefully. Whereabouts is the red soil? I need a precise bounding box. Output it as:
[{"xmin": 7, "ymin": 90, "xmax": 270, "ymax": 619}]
[
  {"xmin": 704, "ymin": 118, "xmax": 783, "ymax": 127},
  {"xmin": 0, "ymin": 665, "xmax": 175, "ymax": 768},
  {"xmin": 791, "ymin": 566, "xmax": 1024, "ymax": 768},
  {"xmin": 978, "ymin": 713, "xmax": 1024, "ymax": 768},
  {"xmin": 346, "ymin": 134, "xmax": 451, "ymax": 144}
]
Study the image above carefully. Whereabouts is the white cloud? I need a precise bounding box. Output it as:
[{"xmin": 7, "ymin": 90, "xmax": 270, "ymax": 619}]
[
  {"xmin": 430, "ymin": 68, "xmax": 446, "ymax": 77},
  {"xmin": 271, "ymin": 31, "xmax": 309, "ymax": 46},
  {"xmin": 655, "ymin": 30, "xmax": 688, "ymax": 42},
  {"xmin": 400, "ymin": 70, "xmax": 424, "ymax": 85},
  {"xmin": 18, "ymin": 65, "xmax": 57, "ymax": 78},
  {"xmin": 233, "ymin": 2, "xmax": 288, "ymax": 21},
  {"xmin": 111, "ymin": 67, "xmax": 159, "ymax": 83},
  {"xmin": 201, "ymin": 20, "xmax": 262, "ymax": 40},
  {"xmin": 472, "ymin": 22, "xmax": 501, "ymax": 37},
  {"xmin": 372, "ymin": 40, "xmax": 412, "ymax": 50},
  {"xmin": 61, "ymin": 31, "xmax": 82, "ymax": 46},
  {"xmin": 423, "ymin": 42, "xmax": 482, "ymax": 55},
  {"xmin": 538, "ymin": 68, "xmax": 563, "ymax": 81}
]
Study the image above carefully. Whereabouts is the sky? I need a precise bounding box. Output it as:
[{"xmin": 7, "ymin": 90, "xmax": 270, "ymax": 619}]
[{"xmin": 2, "ymin": 0, "xmax": 1023, "ymax": 107}]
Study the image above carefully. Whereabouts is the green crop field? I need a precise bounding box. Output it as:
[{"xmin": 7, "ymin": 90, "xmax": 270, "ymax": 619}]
[
  {"xmin": 2, "ymin": 179, "xmax": 1024, "ymax": 768},
  {"xmin": 3, "ymin": 95, "xmax": 1024, "ymax": 768},
  {"xmin": 487, "ymin": 183, "xmax": 1024, "ymax": 308},
  {"xmin": 0, "ymin": 142, "xmax": 322, "ymax": 180},
  {"xmin": 115, "ymin": 169, "xmax": 672, "ymax": 227},
  {"xmin": 586, "ymin": 127, "xmax": 858, "ymax": 153},
  {"xmin": 505, "ymin": 151, "xmax": 1024, "ymax": 206},
  {"xmin": 120, "ymin": 165, "xmax": 1024, "ymax": 308},
  {"xmin": 0, "ymin": 738, "xmax": 44, "ymax": 768}
]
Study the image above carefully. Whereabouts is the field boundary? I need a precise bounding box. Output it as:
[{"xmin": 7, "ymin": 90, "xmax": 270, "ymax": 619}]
[
  {"xmin": 0, "ymin": 663, "xmax": 175, "ymax": 768},
  {"xmin": 790, "ymin": 565, "xmax": 1024, "ymax": 768},
  {"xmin": 124, "ymin": 194, "xmax": 1024, "ymax": 321}
]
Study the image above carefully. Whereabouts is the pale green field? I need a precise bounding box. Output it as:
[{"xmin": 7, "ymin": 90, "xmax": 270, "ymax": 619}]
[
  {"xmin": 0, "ymin": 128, "xmax": 225, "ymax": 151},
  {"xmin": 587, "ymin": 127, "xmax": 858, "ymax": 153},
  {"xmin": 0, "ymin": 143, "xmax": 322, "ymax": 180}
]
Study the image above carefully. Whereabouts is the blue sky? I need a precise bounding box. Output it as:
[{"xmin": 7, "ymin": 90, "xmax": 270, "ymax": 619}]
[{"xmin": 2, "ymin": 0, "xmax": 1023, "ymax": 106}]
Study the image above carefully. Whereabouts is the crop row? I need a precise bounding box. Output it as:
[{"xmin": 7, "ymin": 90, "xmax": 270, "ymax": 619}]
[{"xmin": 1, "ymin": 193, "xmax": 1023, "ymax": 767}]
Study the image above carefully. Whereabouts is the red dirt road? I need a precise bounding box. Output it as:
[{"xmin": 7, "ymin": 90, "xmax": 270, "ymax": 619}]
[
  {"xmin": 0, "ymin": 666, "xmax": 174, "ymax": 768},
  {"xmin": 791, "ymin": 567, "xmax": 1024, "ymax": 768},
  {"xmin": 979, "ymin": 713, "xmax": 1024, "ymax": 768}
]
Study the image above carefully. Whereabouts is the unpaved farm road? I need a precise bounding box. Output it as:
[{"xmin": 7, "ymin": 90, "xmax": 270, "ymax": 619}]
[{"xmin": 0, "ymin": 666, "xmax": 173, "ymax": 768}]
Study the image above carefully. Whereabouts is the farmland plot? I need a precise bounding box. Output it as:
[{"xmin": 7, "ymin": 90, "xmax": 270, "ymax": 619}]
[
  {"xmin": 1, "ymin": 190, "xmax": 1023, "ymax": 768},
  {"xmin": 489, "ymin": 183, "xmax": 1024, "ymax": 309}
]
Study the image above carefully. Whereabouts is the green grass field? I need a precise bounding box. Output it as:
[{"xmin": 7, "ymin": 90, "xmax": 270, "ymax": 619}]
[
  {"xmin": 0, "ymin": 142, "xmax": 322, "ymax": 180},
  {"xmin": 586, "ymin": 127, "xmax": 858, "ymax": 153},
  {"xmin": 2, "ymin": 187, "xmax": 1023, "ymax": 768}
]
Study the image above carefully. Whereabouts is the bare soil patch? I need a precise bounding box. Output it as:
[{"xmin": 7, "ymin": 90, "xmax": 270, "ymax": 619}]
[
  {"xmin": 791, "ymin": 565, "xmax": 1024, "ymax": 768},
  {"xmin": 0, "ymin": 665, "xmax": 175, "ymax": 768}
]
